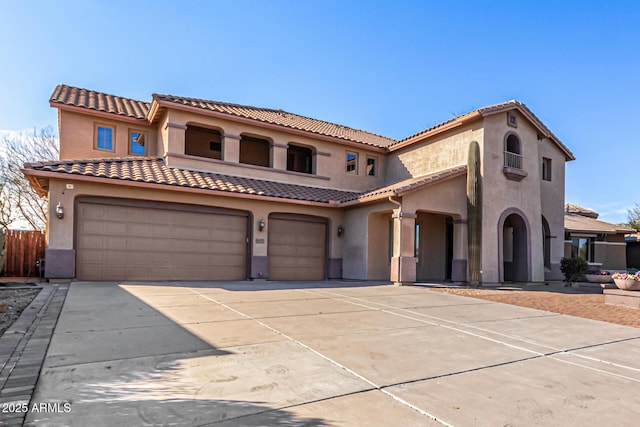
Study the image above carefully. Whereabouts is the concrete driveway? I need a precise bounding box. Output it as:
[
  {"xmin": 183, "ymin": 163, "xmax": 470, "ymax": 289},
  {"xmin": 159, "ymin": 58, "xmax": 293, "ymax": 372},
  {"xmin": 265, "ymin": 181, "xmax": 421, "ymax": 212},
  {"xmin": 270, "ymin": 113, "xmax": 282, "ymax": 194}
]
[{"xmin": 26, "ymin": 281, "xmax": 640, "ymax": 426}]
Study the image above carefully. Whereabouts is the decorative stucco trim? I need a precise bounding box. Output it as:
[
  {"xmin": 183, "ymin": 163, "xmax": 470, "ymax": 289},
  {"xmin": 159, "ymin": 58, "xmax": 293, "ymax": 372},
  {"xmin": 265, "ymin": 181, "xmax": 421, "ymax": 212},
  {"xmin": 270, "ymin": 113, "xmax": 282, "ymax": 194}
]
[
  {"xmin": 166, "ymin": 152, "xmax": 332, "ymax": 181},
  {"xmin": 222, "ymin": 133, "xmax": 242, "ymax": 140},
  {"xmin": 165, "ymin": 122, "xmax": 188, "ymax": 130},
  {"xmin": 593, "ymin": 242, "xmax": 627, "ymax": 246}
]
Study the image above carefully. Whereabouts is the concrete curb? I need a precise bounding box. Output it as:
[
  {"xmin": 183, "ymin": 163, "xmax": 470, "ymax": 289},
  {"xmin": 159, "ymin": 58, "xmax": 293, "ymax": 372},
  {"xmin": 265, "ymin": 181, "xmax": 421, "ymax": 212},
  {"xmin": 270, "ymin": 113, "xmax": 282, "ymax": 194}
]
[{"xmin": 0, "ymin": 283, "xmax": 68, "ymax": 426}]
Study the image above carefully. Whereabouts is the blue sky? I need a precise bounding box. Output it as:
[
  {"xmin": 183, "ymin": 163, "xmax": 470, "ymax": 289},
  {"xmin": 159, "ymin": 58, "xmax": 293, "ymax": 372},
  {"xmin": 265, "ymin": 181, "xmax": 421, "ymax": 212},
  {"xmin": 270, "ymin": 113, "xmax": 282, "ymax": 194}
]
[{"xmin": 1, "ymin": 1, "xmax": 638, "ymax": 223}]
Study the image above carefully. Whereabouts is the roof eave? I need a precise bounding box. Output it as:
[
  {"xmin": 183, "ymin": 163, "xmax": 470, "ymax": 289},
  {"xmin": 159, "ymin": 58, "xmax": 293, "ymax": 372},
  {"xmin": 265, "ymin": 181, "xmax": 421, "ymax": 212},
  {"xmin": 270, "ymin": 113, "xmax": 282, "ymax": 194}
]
[
  {"xmin": 21, "ymin": 168, "xmax": 343, "ymax": 208},
  {"xmin": 389, "ymin": 112, "xmax": 482, "ymax": 152},
  {"xmin": 51, "ymin": 102, "xmax": 149, "ymax": 125}
]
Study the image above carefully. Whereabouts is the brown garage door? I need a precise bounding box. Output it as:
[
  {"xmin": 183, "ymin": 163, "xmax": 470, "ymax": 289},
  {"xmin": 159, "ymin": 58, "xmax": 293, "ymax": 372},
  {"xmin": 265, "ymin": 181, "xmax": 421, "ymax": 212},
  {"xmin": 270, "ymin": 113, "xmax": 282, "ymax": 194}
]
[
  {"xmin": 76, "ymin": 200, "xmax": 248, "ymax": 281},
  {"xmin": 268, "ymin": 216, "xmax": 326, "ymax": 280}
]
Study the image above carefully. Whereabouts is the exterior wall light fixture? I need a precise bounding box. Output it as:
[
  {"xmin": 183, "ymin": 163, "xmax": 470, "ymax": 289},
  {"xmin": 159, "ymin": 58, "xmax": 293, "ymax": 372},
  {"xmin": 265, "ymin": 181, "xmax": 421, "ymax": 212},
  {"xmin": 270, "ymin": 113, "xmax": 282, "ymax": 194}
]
[
  {"xmin": 258, "ymin": 219, "xmax": 265, "ymax": 231},
  {"xmin": 55, "ymin": 202, "xmax": 65, "ymax": 219},
  {"xmin": 337, "ymin": 225, "xmax": 344, "ymax": 237}
]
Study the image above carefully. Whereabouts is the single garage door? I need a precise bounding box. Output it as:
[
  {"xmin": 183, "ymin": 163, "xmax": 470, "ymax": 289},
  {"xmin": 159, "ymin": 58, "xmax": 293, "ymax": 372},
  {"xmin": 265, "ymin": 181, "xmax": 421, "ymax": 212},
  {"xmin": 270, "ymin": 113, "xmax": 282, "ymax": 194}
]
[
  {"xmin": 268, "ymin": 216, "xmax": 326, "ymax": 280},
  {"xmin": 76, "ymin": 200, "xmax": 248, "ymax": 281}
]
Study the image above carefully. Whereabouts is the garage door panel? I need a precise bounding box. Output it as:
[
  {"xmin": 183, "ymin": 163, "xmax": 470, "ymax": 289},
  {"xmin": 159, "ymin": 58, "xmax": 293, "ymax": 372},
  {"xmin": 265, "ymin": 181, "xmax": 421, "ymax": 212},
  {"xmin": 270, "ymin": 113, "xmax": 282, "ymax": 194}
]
[
  {"xmin": 76, "ymin": 202, "xmax": 248, "ymax": 281},
  {"xmin": 269, "ymin": 218, "xmax": 326, "ymax": 281}
]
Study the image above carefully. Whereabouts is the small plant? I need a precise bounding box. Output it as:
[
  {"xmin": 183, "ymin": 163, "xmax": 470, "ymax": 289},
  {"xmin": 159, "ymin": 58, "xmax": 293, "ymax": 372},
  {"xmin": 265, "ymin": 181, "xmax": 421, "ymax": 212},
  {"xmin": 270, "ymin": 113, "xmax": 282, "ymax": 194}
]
[
  {"xmin": 612, "ymin": 272, "xmax": 640, "ymax": 282},
  {"xmin": 560, "ymin": 257, "xmax": 589, "ymax": 285},
  {"xmin": 587, "ymin": 269, "xmax": 611, "ymax": 275}
]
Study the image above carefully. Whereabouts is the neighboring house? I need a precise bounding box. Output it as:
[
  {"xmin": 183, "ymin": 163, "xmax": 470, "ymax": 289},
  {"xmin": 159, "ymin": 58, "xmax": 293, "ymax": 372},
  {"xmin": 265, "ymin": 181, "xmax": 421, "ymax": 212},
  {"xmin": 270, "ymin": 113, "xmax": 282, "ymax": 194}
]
[
  {"xmin": 626, "ymin": 233, "xmax": 640, "ymax": 269},
  {"xmin": 23, "ymin": 84, "xmax": 575, "ymax": 284},
  {"xmin": 564, "ymin": 203, "xmax": 634, "ymax": 270}
]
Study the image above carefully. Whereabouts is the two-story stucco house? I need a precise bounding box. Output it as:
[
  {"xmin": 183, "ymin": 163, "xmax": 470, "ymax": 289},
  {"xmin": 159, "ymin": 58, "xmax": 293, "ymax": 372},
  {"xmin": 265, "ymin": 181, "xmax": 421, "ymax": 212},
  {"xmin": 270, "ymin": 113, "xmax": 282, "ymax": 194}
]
[{"xmin": 23, "ymin": 85, "xmax": 574, "ymax": 284}]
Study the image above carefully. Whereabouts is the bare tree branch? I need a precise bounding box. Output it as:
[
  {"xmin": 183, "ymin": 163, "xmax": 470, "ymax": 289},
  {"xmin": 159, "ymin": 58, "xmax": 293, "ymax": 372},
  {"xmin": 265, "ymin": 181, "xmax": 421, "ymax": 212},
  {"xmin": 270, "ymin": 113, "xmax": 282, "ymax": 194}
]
[{"xmin": 0, "ymin": 126, "xmax": 59, "ymax": 230}]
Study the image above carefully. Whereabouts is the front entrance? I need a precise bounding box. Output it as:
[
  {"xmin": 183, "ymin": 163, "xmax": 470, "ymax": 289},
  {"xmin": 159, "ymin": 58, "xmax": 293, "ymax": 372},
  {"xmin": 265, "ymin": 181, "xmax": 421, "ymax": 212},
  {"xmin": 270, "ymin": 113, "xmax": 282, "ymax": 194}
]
[
  {"xmin": 415, "ymin": 212, "xmax": 454, "ymax": 282},
  {"xmin": 502, "ymin": 212, "xmax": 529, "ymax": 282}
]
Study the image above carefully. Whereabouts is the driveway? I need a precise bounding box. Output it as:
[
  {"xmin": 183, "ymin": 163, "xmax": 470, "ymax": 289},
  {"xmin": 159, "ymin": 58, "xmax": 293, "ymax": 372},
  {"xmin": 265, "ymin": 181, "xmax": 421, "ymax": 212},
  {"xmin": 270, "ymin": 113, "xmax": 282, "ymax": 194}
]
[{"xmin": 26, "ymin": 281, "xmax": 640, "ymax": 426}]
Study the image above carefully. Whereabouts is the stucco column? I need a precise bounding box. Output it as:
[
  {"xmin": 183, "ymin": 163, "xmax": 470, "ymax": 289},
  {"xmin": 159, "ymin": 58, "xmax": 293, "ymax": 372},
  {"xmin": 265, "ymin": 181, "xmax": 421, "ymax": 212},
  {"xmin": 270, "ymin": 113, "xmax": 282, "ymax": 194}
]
[
  {"xmin": 452, "ymin": 219, "xmax": 468, "ymax": 282},
  {"xmin": 390, "ymin": 208, "xmax": 416, "ymax": 285},
  {"xmin": 223, "ymin": 133, "xmax": 241, "ymax": 163},
  {"xmin": 271, "ymin": 142, "xmax": 288, "ymax": 170},
  {"xmin": 165, "ymin": 122, "xmax": 186, "ymax": 154}
]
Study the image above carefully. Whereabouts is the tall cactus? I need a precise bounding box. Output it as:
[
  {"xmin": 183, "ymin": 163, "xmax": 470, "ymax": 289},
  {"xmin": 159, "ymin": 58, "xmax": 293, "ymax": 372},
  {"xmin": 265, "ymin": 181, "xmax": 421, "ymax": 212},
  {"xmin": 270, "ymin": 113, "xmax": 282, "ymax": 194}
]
[{"xmin": 467, "ymin": 141, "xmax": 482, "ymax": 286}]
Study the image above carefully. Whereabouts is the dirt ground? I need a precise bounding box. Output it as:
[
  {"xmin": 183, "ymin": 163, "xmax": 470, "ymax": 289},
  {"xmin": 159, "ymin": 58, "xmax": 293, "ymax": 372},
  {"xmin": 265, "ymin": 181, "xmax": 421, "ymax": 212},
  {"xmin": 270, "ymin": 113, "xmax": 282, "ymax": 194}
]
[
  {"xmin": 432, "ymin": 284, "xmax": 640, "ymax": 328},
  {"xmin": 0, "ymin": 287, "xmax": 41, "ymax": 336}
]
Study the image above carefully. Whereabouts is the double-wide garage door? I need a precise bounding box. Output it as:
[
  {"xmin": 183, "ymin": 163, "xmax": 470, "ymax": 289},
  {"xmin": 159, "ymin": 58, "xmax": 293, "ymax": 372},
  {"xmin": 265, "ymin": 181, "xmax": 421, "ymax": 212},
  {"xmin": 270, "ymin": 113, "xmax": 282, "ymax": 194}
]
[{"xmin": 76, "ymin": 200, "xmax": 248, "ymax": 281}]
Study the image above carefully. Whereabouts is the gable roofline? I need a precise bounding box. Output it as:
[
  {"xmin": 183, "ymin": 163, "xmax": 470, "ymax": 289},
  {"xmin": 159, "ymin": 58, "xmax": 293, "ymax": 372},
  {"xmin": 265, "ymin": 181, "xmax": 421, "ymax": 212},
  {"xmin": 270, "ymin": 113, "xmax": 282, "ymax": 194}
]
[{"xmin": 389, "ymin": 100, "xmax": 575, "ymax": 161}]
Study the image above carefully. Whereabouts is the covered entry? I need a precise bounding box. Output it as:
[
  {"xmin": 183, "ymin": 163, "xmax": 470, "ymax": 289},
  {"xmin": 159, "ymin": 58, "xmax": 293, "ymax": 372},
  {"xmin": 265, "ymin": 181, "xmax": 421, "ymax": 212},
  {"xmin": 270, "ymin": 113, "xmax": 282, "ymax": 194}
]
[
  {"xmin": 75, "ymin": 198, "xmax": 249, "ymax": 281},
  {"xmin": 501, "ymin": 210, "xmax": 530, "ymax": 282},
  {"xmin": 268, "ymin": 214, "xmax": 327, "ymax": 280}
]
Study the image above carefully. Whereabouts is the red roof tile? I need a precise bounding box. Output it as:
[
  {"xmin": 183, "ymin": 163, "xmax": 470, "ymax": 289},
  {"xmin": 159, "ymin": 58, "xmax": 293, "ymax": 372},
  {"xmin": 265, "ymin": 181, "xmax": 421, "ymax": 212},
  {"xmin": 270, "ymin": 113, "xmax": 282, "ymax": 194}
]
[
  {"xmin": 25, "ymin": 157, "xmax": 361, "ymax": 204},
  {"xmin": 23, "ymin": 158, "xmax": 467, "ymax": 206},
  {"xmin": 50, "ymin": 85, "xmax": 150, "ymax": 119},
  {"xmin": 152, "ymin": 93, "xmax": 396, "ymax": 147}
]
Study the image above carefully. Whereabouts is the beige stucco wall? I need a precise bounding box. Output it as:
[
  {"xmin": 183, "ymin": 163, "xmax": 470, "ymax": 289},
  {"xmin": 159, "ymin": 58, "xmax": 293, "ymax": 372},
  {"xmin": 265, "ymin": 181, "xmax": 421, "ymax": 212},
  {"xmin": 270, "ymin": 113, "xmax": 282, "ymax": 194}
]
[
  {"xmin": 58, "ymin": 111, "xmax": 157, "ymax": 160},
  {"xmin": 161, "ymin": 110, "xmax": 386, "ymax": 192},
  {"xmin": 342, "ymin": 202, "xmax": 395, "ymax": 280},
  {"xmin": 538, "ymin": 136, "xmax": 568, "ymax": 279},
  {"xmin": 46, "ymin": 179, "xmax": 345, "ymax": 276},
  {"xmin": 385, "ymin": 122, "xmax": 483, "ymax": 184},
  {"xmin": 481, "ymin": 112, "xmax": 553, "ymax": 283}
]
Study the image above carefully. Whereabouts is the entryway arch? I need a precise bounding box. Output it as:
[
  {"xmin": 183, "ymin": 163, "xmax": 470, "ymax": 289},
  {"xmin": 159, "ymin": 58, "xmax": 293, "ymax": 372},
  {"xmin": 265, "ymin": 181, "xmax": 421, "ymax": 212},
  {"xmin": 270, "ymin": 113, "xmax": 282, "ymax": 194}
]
[{"xmin": 499, "ymin": 208, "xmax": 531, "ymax": 282}]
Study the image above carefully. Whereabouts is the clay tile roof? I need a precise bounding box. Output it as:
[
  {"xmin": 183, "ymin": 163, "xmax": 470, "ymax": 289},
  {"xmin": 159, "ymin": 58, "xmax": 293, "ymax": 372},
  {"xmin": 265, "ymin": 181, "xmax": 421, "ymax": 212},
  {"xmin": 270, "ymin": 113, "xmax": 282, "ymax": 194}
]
[
  {"xmin": 24, "ymin": 157, "xmax": 361, "ymax": 204},
  {"xmin": 343, "ymin": 165, "xmax": 467, "ymax": 203},
  {"xmin": 565, "ymin": 203, "xmax": 599, "ymax": 218},
  {"xmin": 50, "ymin": 84, "xmax": 150, "ymax": 120},
  {"xmin": 564, "ymin": 213, "xmax": 635, "ymax": 235},
  {"xmin": 153, "ymin": 93, "xmax": 396, "ymax": 148}
]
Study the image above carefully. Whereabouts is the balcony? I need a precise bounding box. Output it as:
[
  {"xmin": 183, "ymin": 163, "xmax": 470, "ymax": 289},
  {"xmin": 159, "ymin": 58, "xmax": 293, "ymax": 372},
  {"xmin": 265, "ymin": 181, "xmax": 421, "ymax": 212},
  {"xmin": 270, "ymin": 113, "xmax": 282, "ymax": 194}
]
[{"xmin": 503, "ymin": 150, "xmax": 527, "ymax": 181}]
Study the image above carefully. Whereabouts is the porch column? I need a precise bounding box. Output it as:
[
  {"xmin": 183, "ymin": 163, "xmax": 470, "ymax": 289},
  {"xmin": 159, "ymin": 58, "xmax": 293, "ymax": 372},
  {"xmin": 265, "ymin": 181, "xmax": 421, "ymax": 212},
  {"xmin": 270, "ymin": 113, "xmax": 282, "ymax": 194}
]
[
  {"xmin": 452, "ymin": 219, "xmax": 468, "ymax": 282},
  {"xmin": 390, "ymin": 208, "xmax": 416, "ymax": 285},
  {"xmin": 222, "ymin": 133, "xmax": 241, "ymax": 163}
]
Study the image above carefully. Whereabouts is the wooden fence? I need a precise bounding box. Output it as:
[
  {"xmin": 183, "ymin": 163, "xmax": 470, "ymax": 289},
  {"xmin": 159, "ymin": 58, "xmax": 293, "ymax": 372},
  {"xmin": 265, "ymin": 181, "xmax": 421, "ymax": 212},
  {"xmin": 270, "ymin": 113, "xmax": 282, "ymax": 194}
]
[{"xmin": 2, "ymin": 229, "xmax": 46, "ymax": 277}]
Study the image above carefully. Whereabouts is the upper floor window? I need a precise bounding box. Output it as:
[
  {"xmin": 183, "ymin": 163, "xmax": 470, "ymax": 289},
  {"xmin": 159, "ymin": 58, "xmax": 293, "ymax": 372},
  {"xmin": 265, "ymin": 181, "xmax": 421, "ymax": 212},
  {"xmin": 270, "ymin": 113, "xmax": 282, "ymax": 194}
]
[
  {"xmin": 542, "ymin": 157, "xmax": 552, "ymax": 181},
  {"xmin": 129, "ymin": 130, "xmax": 146, "ymax": 155},
  {"xmin": 504, "ymin": 133, "xmax": 522, "ymax": 169},
  {"xmin": 287, "ymin": 143, "xmax": 313, "ymax": 174},
  {"xmin": 95, "ymin": 124, "xmax": 114, "ymax": 151},
  {"xmin": 366, "ymin": 156, "xmax": 377, "ymax": 176},
  {"xmin": 240, "ymin": 135, "xmax": 270, "ymax": 167},
  {"xmin": 346, "ymin": 151, "xmax": 358, "ymax": 174},
  {"xmin": 185, "ymin": 125, "xmax": 222, "ymax": 160}
]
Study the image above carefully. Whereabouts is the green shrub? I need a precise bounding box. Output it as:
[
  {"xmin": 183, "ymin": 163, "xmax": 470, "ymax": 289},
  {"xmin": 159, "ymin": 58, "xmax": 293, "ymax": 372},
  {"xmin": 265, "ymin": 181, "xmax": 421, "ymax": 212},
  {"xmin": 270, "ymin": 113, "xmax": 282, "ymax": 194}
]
[{"xmin": 560, "ymin": 257, "xmax": 589, "ymax": 283}]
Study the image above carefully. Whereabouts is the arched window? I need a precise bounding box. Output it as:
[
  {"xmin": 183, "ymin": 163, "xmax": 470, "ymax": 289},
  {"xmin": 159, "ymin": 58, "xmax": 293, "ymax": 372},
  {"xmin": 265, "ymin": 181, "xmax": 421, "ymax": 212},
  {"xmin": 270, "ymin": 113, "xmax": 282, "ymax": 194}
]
[
  {"xmin": 239, "ymin": 135, "xmax": 270, "ymax": 167},
  {"xmin": 504, "ymin": 133, "xmax": 522, "ymax": 169},
  {"xmin": 287, "ymin": 143, "xmax": 314, "ymax": 174}
]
